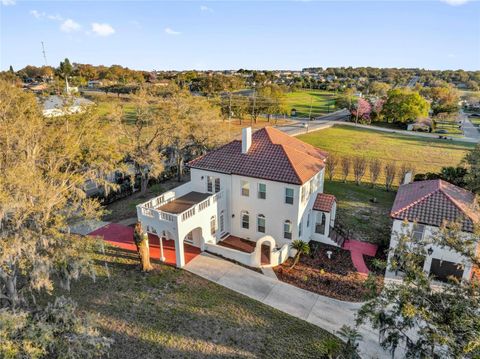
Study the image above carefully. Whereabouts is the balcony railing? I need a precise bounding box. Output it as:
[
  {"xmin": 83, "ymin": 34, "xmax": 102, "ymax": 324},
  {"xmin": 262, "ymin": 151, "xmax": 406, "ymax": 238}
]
[{"xmin": 137, "ymin": 189, "xmax": 225, "ymax": 225}]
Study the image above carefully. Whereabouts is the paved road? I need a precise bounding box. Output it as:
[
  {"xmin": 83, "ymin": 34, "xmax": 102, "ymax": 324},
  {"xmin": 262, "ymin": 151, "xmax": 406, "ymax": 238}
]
[
  {"xmin": 275, "ymin": 109, "xmax": 350, "ymax": 136},
  {"xmin": 461, "ymin": 110, "xmax": 480, "ymax": 141},
  {"xmin": 185, "ymin": 252, "xmax": 403, "ymax": 359}
]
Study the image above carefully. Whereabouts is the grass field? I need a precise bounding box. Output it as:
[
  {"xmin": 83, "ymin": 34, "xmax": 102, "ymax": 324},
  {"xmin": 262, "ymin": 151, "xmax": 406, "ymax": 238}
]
[
  {"xmin": 298, "ymin": 125, "xmax": 473, "ymax": 182},
  {"xmin": 285, "ymin": 90, "xmax": 338, "ymax": 118},
  {"xmin": 65, "ymin": 246, "xmax": 346, "ymax": 358},
  {"xmin": 325, "ymin": 181, "xmax": 395, "ymax": 245}
]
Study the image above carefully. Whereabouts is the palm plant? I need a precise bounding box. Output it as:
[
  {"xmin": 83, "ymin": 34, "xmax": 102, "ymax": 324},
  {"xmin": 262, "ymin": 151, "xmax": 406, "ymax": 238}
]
[{"xmin": 290, "ymin": 240, "xmax": 310, "ymax": 269}]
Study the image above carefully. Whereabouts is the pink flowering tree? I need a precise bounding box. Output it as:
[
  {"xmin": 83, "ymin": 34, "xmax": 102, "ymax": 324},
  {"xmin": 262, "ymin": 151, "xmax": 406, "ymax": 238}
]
[
  {"xmin": 372, "ymin": 98, "xmax": 385, "ymax": 121},
  {"xmin": 351, "ymin": 98, "xmax": 372, "ymax": 123}
]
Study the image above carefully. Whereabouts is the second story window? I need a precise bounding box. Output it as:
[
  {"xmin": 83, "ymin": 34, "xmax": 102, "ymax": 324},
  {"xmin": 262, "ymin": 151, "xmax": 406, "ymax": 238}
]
[
  {"xmin": 307, "ymin": 210, "xmax": 311, "ymax": 227},
  {"xmin": 285, "ymin": 188, "xmax": 294, "ymax": 205},
  {"xmin": 207, "ymin": 176, "xmax": 214, "ymax": 193},
  {"xmin": 412, "ymin": 224, "xmax": 425, "ymax": 241},
  {"xmin": 241, "ymin": 210, "xmax": 250, "ymax": 229},
  {"xmin": 258, "ymin": 183, "xmax": 266, "ymax": 199},
  {"xmin": 215, "ymin": 178, "xmax": 221, "ymax": 193},
  {"xmin": 241, "ymin": 180, "xmax": 250, "ymax": 197},
  {"xmin": 257, "ymin": 214, "xmax": 266, "ymax": 233},
  {"xmin": 283, "ymin": 220, "xmax": 292, "ymax": 239},
  {"xmin": 298, "ymin": 220, "xmax": 302, "ymax": 237}
]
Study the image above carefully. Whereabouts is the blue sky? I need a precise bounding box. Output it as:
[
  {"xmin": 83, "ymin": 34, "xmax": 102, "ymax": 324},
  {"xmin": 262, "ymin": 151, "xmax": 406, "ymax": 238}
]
[{"xmin": 1, "ymin": 0, "xmax": 479, "ymax": 71}]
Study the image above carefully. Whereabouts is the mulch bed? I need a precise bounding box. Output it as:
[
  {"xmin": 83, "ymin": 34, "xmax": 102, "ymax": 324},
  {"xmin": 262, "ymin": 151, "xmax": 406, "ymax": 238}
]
[{"xmin": 273, "ymin": 242, "xmax": 383, "ymax": 302}]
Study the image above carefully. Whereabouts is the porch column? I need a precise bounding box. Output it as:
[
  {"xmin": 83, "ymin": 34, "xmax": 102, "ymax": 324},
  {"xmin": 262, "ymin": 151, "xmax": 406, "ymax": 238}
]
[
  {"xmin": 159, "ymin": 236, "xmax": 166, "ymax": 262},
  {"xmin": 175, "ymin": 237, "xmax": 185, "ymax": 268}
]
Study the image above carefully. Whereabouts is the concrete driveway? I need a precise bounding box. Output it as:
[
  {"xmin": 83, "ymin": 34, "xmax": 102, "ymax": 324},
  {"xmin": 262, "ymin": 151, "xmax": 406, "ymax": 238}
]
[{"xmin": 185, "ymin": 253, "xmax": 400, "ymax": 359}]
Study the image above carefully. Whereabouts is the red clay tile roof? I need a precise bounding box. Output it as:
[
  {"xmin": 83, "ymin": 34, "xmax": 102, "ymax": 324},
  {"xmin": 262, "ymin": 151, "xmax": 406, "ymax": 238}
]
[
  {"xmin": 187, "ymin": 127, "xmax": 328, "ymax": 185},
  {"xmin": 313, "ymin": 193, "xmax": 336, "ymax": 212},
  {"xmin": 391, "ymin": 179, "xmax": 479, "ymax": 232}
]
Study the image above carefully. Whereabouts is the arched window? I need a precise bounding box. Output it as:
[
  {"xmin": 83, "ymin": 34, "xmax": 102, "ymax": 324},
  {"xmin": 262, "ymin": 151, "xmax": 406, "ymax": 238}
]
[
  {"xmin": 283, "ymin": 220, "xmax": 292, "ymax": 239},
  {"xmin": 257, "ymin": 214, "xmax": 266, "ymax": 233},
  {"xmin": 210, "ymin": 215, "xmax": 216, "ymax": 235},
  {"xmin": 241, "ymin": 211, "xmax": 249, "ymax": 229},
  {"xmin": 219, "ymin": 210, "xmax": 225, "ymax": 233}
]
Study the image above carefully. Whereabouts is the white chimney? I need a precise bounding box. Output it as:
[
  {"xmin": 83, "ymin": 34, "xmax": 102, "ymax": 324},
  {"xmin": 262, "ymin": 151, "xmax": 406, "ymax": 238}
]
[
  {"xmin": 242, "ymin": 127, "xmax": 252, "ymax": 154},
  {"xmin": 403, "ymin": 171, "xmax": 413, "ymax": 185}
]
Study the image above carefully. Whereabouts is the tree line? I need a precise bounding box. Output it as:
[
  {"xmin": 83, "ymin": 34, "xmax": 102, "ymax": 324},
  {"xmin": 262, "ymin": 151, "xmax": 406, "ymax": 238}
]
[{"xmin": 325, "ymin": 154, "xmax": 414, "ymax": 191}]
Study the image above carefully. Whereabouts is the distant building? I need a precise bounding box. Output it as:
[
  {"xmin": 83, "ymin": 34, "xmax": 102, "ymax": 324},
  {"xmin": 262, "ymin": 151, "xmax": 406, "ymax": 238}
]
[{"xmin": 42, "ymin": 95, "xmax": 94, "ymax": 118}]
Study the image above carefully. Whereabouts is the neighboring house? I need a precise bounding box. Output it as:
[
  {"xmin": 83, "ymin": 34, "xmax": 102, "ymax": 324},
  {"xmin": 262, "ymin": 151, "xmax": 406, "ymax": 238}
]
[
  {"xmin": 42, "ymin": 95, "xmax": 94, "ymax": 118},
  {"xmin": 386, "ymin": 179, "xmax": 479, "ymax": 283},
  {"xmin": 137, "ymin": 127, "xmax": 339, "ymax": 268},
  {"xmin": 87, "ymin": 80, "xmax": 103, "ymax": 88}
]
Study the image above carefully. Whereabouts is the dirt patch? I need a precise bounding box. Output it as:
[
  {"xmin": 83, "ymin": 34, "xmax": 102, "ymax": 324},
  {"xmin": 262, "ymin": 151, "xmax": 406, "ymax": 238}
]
[{"xmin": 273, "ymin": 242, "xmax": 383, "ymax": 302}]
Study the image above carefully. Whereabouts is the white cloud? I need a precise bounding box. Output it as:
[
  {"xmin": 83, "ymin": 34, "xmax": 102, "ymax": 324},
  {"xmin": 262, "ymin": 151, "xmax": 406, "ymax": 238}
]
[
  {"xmin": 440, "ymin": 0, "xmax": 470, "ymax": 5},
  {"xmin": 91, "ymin": 22, "xmax": 115, "ymax": 36},
  {"xmin": 30, "ymin": 10, "xmax": 63, "ymax": 21},
  {"xmin": 165, "ymin": 27, "xmax": 181, "ymax": 35},
  {"xmin": 30, "ymin": 9, "xmax": 43, "ymax": 18},
  {"xmin": 60, "ymin": 19, "xmax": 81, "ymax": 33},
  {"xmin": 200, "ymin": 5, "xmax": 213, "ymax": 13},
  {"xmin": 1, "ymin": 0, "xmax": 16, "ymax": 6}
]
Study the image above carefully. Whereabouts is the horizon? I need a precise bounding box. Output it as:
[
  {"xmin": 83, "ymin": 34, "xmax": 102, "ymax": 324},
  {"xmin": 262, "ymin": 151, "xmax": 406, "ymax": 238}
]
[{"xmin": 1, "ymin": 0, "xmax": 479, "ymax": 72}]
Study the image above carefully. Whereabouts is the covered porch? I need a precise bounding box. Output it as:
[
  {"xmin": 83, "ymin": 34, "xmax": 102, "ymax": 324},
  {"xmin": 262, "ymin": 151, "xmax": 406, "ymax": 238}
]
[
  {"xmin": 137, "ymin": 185, "xmax": 226, "ymax": 268},
  {"xmin": 89, "ymin": 223, "xmax": 201, "ymax": 266}
]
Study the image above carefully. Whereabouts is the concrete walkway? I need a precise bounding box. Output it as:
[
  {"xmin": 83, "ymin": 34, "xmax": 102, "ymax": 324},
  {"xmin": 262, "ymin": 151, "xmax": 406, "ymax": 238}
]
[{"xmin": 185, "ymin": 252, "xmax": 399, "ymax": 359}]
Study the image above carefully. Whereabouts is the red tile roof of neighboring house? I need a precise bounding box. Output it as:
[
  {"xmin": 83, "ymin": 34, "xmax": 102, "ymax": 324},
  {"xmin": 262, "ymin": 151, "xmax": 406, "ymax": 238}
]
[
  {"xmin": 187, "ymin": 127, "xmax": 328, "ymax": 185},
  {"xmin": 390, "ymin": 179, "xmax": 479, "ymax": 232},
  {"xmin": 313, "ymin": 193, "xmax": 336, "ymax": 212}
]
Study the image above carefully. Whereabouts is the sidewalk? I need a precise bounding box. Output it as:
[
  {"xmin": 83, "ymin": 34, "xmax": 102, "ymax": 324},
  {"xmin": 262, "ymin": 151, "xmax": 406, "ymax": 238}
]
[{"xmin": 185, "ymin": 252, "xmax": 400, "ymax": 359}]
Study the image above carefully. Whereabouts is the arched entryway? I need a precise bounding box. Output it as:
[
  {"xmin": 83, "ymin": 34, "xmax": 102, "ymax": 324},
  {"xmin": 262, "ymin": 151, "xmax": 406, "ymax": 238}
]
[
  {"xmin": 184, "ymin": 227, "xmax": 204, "ymax": 249},
  {"xmin": 255, "ymin": 236, "xmax": 276, "ymax": 267}
]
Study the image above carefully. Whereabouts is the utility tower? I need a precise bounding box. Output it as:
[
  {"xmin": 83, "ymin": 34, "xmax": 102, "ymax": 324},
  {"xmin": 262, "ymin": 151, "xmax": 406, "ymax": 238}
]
[{"xmin": 41, "ymin": 41, "xmax": 48, "ymax": 66}]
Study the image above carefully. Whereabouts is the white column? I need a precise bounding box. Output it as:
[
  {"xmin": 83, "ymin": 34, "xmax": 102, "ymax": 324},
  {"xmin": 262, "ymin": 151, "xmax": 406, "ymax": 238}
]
[
  {"xmin": 159, "ymin": 236, "xmax": 166, "ymax": 262},
  {"xmin": 175, "ymin": 236, "xmax": 185, "ymax": 268}
]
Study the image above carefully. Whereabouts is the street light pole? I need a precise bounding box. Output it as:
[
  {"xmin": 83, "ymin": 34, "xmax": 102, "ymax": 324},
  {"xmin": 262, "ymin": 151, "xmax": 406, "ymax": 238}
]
[{"xmin": 251, "ymin": 81, "xmax": 256, "ymax": 125}]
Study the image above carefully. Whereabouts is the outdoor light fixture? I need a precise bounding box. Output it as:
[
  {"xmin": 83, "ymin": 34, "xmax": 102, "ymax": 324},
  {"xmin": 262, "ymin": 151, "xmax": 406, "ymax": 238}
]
[
  {"xmin": 427, "ymin": 247, "xmax": 434, "ymax": 256},
  {"xmin": 326, "ymin": 250, "xmax": 333, "ymax": 259}
]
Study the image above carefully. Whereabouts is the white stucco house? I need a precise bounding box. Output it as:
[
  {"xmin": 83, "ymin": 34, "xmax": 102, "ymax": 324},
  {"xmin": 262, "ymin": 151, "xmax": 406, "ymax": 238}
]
[
  {"xmin": 386, "ymin": 179, "xmax": 479, "ymax": 283},
  {"xmin": 137, "ymin": 126, "xmax": 340, "ymax": 268}
]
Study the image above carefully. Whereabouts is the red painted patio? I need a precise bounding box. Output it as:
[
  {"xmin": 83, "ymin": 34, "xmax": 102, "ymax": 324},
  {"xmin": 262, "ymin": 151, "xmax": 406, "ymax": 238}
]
[
  {"xmin": 343, "ymin": 239, "xmax": 378, "ymax": 275},
  {"xmin": 89, "ymin": 223, "xmax": 200, "ymax": 267}
]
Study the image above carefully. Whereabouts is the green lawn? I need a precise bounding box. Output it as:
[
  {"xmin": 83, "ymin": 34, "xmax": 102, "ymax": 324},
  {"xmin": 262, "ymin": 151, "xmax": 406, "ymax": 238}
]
[
  {"xmin": 325, "ymin": 181, "xmax": 395, "ymax": 246},
  {"xmin": 298, "ymin": 125, "xmax": 473, "ymax": 182},
  {"xmin": 285, "ymin": 90, "xmax": 338, "ymax": 118},
  {"xmin": 66, "ymin": 246, "xmax": 346, "ymax": 358}
]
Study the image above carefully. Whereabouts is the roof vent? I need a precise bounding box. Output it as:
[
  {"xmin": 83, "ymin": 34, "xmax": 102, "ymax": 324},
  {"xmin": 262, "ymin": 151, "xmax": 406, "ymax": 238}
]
[{"xmin": 242, "ymin": 127, "xmax": 252, "ymax": 154}]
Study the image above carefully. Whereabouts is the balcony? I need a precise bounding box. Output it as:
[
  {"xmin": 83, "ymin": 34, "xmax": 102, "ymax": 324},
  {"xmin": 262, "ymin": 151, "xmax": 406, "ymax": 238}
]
[{"xmin": 137, "ymin": 182, "xmax": 224, "ymax": 225}]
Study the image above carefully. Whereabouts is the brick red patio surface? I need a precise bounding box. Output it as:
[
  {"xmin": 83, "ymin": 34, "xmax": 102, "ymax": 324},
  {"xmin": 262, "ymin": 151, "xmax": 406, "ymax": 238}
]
[
  {"xmin": 342, "ymin": 239, "xmax": 378, "ymax": 275},
  {"xmin": 218, "ymin": 235, "xmax": 269, "ymax": 265},
  {"xmin": 89, "ymin": 223, "xmax": 200, "ymax": 267}
]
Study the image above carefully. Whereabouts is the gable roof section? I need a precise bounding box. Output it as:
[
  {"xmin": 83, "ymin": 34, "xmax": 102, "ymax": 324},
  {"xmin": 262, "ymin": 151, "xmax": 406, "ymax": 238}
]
[
  {"xmin": 390, "ymin": 179, "xmax": 479, "ymax": 232},
  {"xmin": 187, "ymin": 127, "xmax": 327, "ymax": 185},
  {"xmin": 313, "ymin": 193, "xmax": 336, "ymax": 212}
]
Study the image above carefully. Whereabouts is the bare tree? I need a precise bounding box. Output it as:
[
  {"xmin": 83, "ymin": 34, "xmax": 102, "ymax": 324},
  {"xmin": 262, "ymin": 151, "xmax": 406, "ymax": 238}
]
[
  {"xmin": 385, "ymin": 162, "xmax": 397, "ymax": 191},
  {"xmin": 325, "ymin": 153, "xmax": 339, "ymax": 181},
  {"xmin": 369, "ymin": 159, "xmax": 382, "ymax": 188},
  {"xmin": 352, "ymin": 157, "xmax": 368, "ymax": 185},
  {"xmin": 341, "ymin": 157, "xmax": 351, "ymax": 183}
]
